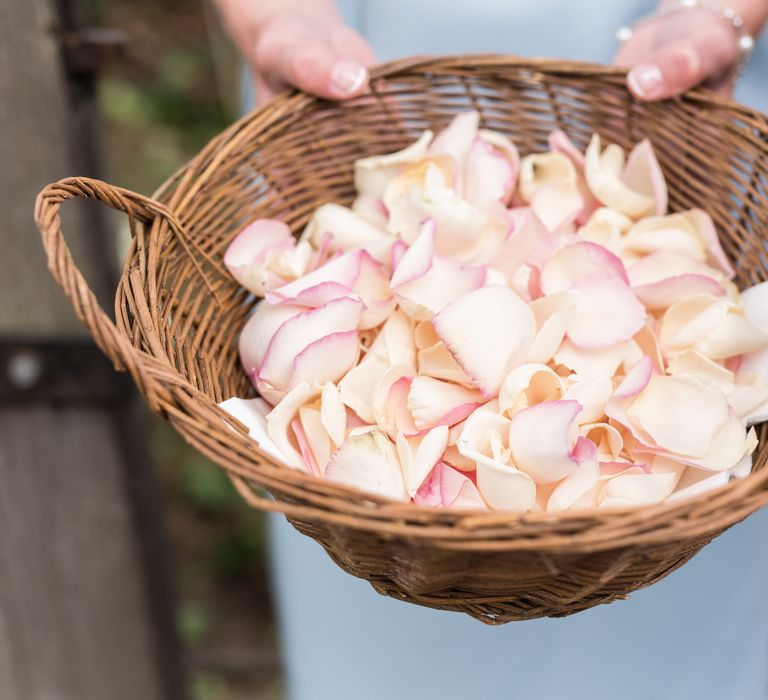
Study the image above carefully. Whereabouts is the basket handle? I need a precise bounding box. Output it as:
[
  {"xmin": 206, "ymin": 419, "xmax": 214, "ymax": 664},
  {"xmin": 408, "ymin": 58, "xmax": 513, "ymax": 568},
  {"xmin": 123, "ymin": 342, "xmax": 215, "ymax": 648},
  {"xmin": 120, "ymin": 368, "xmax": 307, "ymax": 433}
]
[{"xmin": 33, "ymin": 177, "xmax": 177, "ymax": 390}]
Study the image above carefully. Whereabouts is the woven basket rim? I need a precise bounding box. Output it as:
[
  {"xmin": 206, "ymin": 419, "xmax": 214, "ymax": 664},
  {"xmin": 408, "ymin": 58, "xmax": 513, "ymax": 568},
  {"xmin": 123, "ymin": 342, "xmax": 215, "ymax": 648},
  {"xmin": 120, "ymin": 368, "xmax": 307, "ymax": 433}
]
[{"xmin": 38, "ymin": 55, "xmax": 768, "ymax": 552}]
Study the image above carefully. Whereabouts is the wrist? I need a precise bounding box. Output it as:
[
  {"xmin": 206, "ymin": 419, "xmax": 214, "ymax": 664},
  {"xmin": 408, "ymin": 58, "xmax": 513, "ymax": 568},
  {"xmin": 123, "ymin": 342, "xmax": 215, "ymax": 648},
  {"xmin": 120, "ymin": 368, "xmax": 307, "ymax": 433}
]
[{"xmin": 658, "ymin": 0, "xmax": 768, "ymax": 35}]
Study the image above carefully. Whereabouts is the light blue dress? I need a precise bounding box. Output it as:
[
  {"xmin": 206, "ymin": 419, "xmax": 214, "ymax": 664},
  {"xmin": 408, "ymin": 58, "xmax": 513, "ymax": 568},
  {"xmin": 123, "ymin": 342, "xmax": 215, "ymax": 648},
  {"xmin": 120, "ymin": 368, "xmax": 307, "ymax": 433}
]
[{"xmin": 258, "ymin": 3, "xmax": 768, "ymax": 698}]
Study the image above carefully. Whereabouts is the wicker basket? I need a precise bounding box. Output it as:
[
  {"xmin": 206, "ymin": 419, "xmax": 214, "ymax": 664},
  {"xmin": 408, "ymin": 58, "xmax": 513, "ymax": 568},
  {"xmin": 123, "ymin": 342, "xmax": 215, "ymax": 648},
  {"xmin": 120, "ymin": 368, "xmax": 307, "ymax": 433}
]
[{"xmin": 35, "ymin": 56, "xmax": 768, "ymax": 624}]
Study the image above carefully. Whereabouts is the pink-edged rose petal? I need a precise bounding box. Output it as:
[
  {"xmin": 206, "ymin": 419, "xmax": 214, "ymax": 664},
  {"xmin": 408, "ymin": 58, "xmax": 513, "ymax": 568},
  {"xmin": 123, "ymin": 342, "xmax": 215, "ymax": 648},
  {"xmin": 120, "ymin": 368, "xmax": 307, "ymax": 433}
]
[
  {"xmin": 396, "ymin": 425, "xmax": 450, "ymax": 496},
  {"xmin": 407, "ymin": 376, "xmax": 483, "ymax": 431},
  {"xmin": 415, "ymin": 461, "xmax": 487, "ymax": 510},
  {"xmin": 224, "ymin": 219, "xmax": 299, "ymax": 295},
  {"xmin": 519, "ymin": 152, "xmax": 577, "ymax": 203},
  {"xmin": 239, "ymin": 302, "xmax": 302, "ymax": 384},
  {"xmin": 258, "ymin": 297, "xmax": 364, "ymax": 398},
  {"xmin": 266, "ymin": 382, "xmax": 321, "ymax": 470},
  {"xmin": 540, "ymin": 241, "xmax": 629, "ymax": 295},
  {"xmin": 290, "ymin": 331, "xmax": 360, "ymax": 391}
]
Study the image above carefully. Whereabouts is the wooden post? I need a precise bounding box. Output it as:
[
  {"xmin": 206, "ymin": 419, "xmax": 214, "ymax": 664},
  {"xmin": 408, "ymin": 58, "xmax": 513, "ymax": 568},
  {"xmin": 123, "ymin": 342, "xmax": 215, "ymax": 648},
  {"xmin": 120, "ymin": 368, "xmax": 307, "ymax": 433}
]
[{"xmin": 0, "ymin": 1, "xmax": 183, "ymax": 698}]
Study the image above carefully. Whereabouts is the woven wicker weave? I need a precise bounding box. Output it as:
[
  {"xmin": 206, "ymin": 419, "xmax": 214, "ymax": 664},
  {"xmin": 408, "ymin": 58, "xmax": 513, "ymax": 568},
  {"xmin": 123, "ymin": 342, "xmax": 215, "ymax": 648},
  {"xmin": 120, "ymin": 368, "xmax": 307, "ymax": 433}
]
[{"xmin": 35, "ymin": 56, "xmax": 768, "ymax": 624}]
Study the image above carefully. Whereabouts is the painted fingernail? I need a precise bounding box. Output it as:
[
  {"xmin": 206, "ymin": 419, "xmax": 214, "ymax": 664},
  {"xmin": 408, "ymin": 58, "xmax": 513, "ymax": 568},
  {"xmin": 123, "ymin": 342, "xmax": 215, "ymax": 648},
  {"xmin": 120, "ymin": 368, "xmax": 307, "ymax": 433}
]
[
  {"xmin": 628, "ymin": 64, "xmax": 663, "ymax": 98},
  {"xmin": 330, "ymin": 60, "xmax": 367, "ymax": 96}
]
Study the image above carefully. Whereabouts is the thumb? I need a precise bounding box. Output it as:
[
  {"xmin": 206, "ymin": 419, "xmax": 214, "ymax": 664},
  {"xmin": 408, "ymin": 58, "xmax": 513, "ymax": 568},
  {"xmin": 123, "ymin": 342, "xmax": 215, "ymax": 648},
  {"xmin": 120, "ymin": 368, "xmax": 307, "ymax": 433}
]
[
  {"xmin": 626, "ymin": 23, "xmax": 737, "ymax": 100},
  {"xmin": 255, "ymin": 20, "xmax": 370, "ymax": 101}
]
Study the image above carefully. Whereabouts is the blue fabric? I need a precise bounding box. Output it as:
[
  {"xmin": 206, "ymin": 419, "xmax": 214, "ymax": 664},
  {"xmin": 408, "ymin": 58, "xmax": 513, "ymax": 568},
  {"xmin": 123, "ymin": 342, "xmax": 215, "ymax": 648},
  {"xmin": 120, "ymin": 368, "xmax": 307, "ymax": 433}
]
[{"xmin": 247, "ymin": 3, "xmax": 768, "ymax": 698}]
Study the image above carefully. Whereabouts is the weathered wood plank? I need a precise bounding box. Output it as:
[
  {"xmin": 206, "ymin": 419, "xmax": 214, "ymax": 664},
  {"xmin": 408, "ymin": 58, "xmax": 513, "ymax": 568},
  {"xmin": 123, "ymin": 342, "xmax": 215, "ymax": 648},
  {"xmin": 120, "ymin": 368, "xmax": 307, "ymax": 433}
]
[{"xmin": 0, "ymin": 1, "xmax": 182, "ymax": 698}]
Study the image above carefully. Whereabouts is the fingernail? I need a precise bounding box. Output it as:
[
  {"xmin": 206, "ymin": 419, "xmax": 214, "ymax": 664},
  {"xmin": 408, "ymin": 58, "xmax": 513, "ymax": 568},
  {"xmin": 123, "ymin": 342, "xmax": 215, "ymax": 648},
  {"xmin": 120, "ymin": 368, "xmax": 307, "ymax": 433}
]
[
  {"xmin": 628, "ymin": 64, "xmax": 663, "ymax": 98},
  {"xmin": 330, "ymin": 60, "xmax": 367, "ymax": 96}
]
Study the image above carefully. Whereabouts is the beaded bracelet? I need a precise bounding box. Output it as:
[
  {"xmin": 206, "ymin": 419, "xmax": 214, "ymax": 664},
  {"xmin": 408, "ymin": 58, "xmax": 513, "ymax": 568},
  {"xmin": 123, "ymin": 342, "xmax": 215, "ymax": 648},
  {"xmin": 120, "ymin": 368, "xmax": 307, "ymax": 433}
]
[{"xmin": 616, "ymin": 0, "xmax": 756, "ymax": 80}]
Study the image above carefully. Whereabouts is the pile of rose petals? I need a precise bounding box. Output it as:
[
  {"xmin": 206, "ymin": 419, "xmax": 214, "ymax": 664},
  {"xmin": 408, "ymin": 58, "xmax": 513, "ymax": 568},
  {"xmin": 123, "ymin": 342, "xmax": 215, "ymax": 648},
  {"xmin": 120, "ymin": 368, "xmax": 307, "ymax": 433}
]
[{"xmin": 219, "ymin": 111, "xmax": 768, "ymax": 513}]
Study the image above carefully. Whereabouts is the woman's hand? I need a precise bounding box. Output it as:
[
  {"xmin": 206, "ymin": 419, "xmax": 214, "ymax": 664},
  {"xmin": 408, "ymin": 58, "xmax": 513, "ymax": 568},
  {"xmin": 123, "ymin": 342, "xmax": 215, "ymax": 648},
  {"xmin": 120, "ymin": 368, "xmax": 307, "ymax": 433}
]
[
  {"xmin": 213, "ymin": 0, "xmax": 376, "ymax": 105},
  {"xmin": 616, "ymin": 1, "xmax": 767, "ymax": 100}
]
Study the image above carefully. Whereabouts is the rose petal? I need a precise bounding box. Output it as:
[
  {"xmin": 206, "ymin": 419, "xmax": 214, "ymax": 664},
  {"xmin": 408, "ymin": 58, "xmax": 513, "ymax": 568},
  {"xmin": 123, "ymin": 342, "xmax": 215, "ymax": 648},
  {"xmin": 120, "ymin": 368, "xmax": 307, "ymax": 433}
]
[
  {"xmin": 508, "ymin": 400, "xmax": 582, "ymax": 484},
  {"xmin": 554, "ymin": 338, "xmax": 628, "ymax": 379},
  {"xmin": 623, "ymin": 210, "xmax": 733, "ymax": 277},
  {"xmin": 548, "ymin": 129, "xmax": 600, "ymax": 225},
  {"xmin": 396, "ymin": 425, "xmax": 450, "ymax": 496},
  {"xmin": 667, "ymin": 349, "xmax": 735, "ymax": 394},
  {"xmin": 475, "ymin": 459, "xmax": 537, "ymax": 512},
  {"xmin": 224, "ymin": 219, "xmax": 298, "ymax": 295},
  {"xmin": 598, "ymin": 456, "xmax": 683, "ymax": 509},
  {"xmin": 519, "ymin": 152, "xmax": 577, "ymax": 203},
  {"xmin": 266, "ymin": 382, "xmax": 321, "ymax": 470},
  {"xmin": 621, "ymin": 375, "xmax": 732, "ymax": 462},
  {"xmin": 407, "ymin": 376, "xmax": 483, "ymax": 431},
  {"xmin": 391, "ymin": 220, "xmax": 486, "ymax": 320},
  {"xmin": 540, "ymin": 241, "xmax": 629, "ymax": 295},
  {"xmin": 320, "ymin": 382, "xmax": 347, "ymax": 447},
  {"xmin": 338, "ymin": 352, "xmax": 389, "ymax": 424},
  {"xmin": 491, "ymin": 208, "xmax": 557, "ymax": 280},
  {"xmin": 325, "ymin": 430, "xmax": 408, "ymax": 500},
  {"xmin": 566, "ymin": 279, "xmax": 646, "ymax": 349},
  {"xmin": 634, "ymin": 274, "xmax": 725, "ymax": 311},
  {"xmin": 498, "ymin": 364, "xmax": 566, "ymax": 418},
  {"xmin": 563, "ymin": 374, "xmax": 613, "ymax": 424},
  {"xmin": 387, "ymin": 163, "xmax": 508, "ymax": 262},
  {"xmin": 239, "ymin": 302, "xmax": 302, "ymax": 383},
  {"xmin": 547, "ymin": 437, "xmax": 600, "ymax": 513},
  {"xmin": 738, "ymin": 282, "xmax": 768, "ymax": 424},
  {"xmin": 258, "ymin": 297, "xmax": 364, "ymax": 397},
  {"xmin": 354, "ymin": 130, "xmax": 434, "ymax": 199},
  {"xmin": 584, "ymin": 135, "xmax": 658, "ymax": 218},
  {"xmin": 433, "ymin": 285, "xmax": 536, "ymax": 397},
  {"xmin": 463, "ymin": 137, "xmax": 517, "ymax": 210},
  {"xmin": 622, "ymin": 138, "xmax": 668, "ymax": 216},
  {"xmin": 418, "ymin": 341, "xmax": 475, "ymax": 386},
  {"xmin": 290, "ymin": 330, "xmax": 361, "ymax": 391},
  {"xmin": 415, "ymin": 461, "xmax": 487, "ymax": 510},
  {"xmin": 219, "ymin": 396, "xmax": 286, "ymax": 463},
  {"xmin": 301, "ymin": 203, "xmax": 392, "ymax": 261},
  {"xmin": 530, "ymin": 184, "xmax": 584, "ymax": 232},
  {"xmin": 429, "ymin": 111, "xmax": 480, "ymax": 183},
  {"xmin": 352, "ymin": 194, "xmax": 389, "ymax": 229}
]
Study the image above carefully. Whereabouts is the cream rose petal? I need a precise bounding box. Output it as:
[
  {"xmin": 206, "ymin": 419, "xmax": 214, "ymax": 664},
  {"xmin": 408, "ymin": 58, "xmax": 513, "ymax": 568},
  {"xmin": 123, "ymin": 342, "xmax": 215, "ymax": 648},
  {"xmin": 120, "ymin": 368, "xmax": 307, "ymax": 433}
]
[
  {"xmin": 354, "ymin": 130, "xmax": 434, "ymax": 199},
  {"xmin": 433, "ymin": 285, "xmax": 536, "ymax": 397},
  {"xmin": 584, "ymin": 135, "xmax": 660, "ymax": 218},
  {"xmin": 566, "ymin": 279, "xmax": 647, "ymax": 349},
  {"xmin": 738, "ymin": 282, "xmax": 768, "ymax": 424},
  {"xmin": 301, "ymin": 203, "xmax": 392, "ymax": 262},
  {"xmin": 507, "ymin": 400, "xmax": 582, "ymax": 484},
  {"xmin": 554, "ymin": 338, "xmax": 628, "ymax": 379},
  {"xmin": 418, "ymin": 341, "xmax": 475, "ymax": 386},
  {"xmin": 598, "ymin": 456, "xmax": 684, "ymax": 510},
  {"xmin": 290, "ymin": 331, "xmax": 361, "ymax": 392},
  {"xmin": 498, "ymin": 364, "xmax": 566, "ymax": 418},
  {"xmin": 218, "ymin": 396, "xmax": 286, "ymax": 464},
  {"xmin": 325, "ymin": 430, "xmax": 408, "ymax": 500},
  {"xmin": 519, "ymin": 151, "xmax": 577, "ymax": 203},
  {"xmin": 547, "ymin": 437, "xmax": 601, "ymax": 513},
  {"xmin": 530, "ymin": 184, "xmax": 584, "ymax": 232}
]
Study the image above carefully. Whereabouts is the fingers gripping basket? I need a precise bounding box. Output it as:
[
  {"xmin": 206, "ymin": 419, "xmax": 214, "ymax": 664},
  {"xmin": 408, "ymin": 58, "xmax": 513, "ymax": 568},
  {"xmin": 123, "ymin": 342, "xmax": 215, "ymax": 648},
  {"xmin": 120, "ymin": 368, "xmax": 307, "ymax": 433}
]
[{"xmin": 35, "ymin": 57, "xmax": 768, "ymax": 624}]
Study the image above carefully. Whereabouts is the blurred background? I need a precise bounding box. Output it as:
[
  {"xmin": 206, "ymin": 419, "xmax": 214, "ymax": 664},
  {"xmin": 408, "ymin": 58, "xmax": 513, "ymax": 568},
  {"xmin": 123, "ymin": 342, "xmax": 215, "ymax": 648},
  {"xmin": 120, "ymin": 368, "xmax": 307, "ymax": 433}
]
[
  {"xmin": 91, "ymin": 1, "xmax": 284, "ymax": 697},
  {"xmin": 0, "ymin": 0, "xmax": 283, "ymax": 698}
]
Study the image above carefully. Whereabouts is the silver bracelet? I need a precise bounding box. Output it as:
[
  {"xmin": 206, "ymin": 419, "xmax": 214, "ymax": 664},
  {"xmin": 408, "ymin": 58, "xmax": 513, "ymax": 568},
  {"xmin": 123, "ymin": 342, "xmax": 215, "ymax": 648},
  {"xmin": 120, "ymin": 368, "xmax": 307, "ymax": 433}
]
[{"xmin": 616, "ymin": 0, "xmax": 756, "ymax": 81}]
